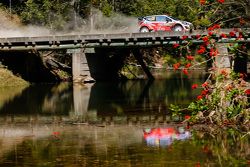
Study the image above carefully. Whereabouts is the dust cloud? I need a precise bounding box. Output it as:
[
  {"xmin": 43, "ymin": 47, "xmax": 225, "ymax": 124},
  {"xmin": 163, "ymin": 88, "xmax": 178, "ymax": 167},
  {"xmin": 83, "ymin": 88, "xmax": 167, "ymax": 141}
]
[
  {"xmin": 0, "ymin": 9, "xmax": 51, "ymax": 37},
  {"xmin": 0, "ymin": 8, "xmax": 139, "ymax": 38},
  {"xmin": 80, "ymin": 8, "xmax": 138, "ymax": 34}
]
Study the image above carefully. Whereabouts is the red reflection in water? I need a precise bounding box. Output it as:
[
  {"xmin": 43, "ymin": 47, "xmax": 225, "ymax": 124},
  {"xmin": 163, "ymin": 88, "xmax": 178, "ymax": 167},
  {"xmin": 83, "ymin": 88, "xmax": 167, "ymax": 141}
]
[
  {"xmin": 52, "ymin": 131, "xmax": 61, "ymax": 140},
  {"xmin": 143, "ymin": 127, "xmax": 191, "ymax": 146}
]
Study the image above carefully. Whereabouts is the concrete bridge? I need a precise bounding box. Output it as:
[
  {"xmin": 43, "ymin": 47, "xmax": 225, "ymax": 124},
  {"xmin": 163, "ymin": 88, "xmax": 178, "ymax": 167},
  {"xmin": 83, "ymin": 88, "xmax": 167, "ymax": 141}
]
[{"xmin": 0, "ymin": 28, "xmax": 249, "ymax": 82}]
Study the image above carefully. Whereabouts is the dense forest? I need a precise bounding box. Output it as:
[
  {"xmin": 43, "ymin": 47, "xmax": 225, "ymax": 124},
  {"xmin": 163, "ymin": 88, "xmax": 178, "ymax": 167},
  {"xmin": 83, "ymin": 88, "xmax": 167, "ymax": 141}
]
[{"xmin": 0, "ymin": 0, "xmax": 249, "ymax": 31}]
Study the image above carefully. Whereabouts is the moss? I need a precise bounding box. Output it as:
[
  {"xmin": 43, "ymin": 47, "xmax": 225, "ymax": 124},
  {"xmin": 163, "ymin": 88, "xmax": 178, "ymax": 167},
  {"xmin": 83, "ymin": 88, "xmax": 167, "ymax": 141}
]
[{"xmin": 0, "ymin": 68, "xmax": 29, "ymax": 87}]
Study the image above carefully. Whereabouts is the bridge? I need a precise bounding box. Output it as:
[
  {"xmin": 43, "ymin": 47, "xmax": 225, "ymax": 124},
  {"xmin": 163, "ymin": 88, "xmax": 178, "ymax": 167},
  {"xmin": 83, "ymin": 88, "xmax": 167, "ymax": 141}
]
[
  {"xmin": 0, "ymin": 29, "xmax": 249, "ymax": 50},
  {"xmin": 0, "ymin": 29, "xmax": 249, "ymax": 82}
]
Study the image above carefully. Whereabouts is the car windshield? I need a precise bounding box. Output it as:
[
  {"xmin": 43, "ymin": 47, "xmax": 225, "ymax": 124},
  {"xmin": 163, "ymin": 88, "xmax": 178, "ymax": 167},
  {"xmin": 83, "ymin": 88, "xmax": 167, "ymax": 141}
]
[{"xmin": 146, "ymin": 16, "xmax": 155, "ymax": 21}]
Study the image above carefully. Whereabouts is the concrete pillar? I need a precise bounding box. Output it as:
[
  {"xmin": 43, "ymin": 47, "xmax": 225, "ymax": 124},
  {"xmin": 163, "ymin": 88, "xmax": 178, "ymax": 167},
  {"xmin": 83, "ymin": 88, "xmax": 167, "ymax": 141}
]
[
  {"xmin": 72, "ymin": 48, "xmax": 129, "ymax": 82},
  {"xmin": 215, "ymin": 44, "xmax": 231, "ymax": 69},
  {"xmin": 215, "ymin": 43, "xmax": 248, "ymax": 75},
  {"xmin": 72, "ymin": 48, "xmax": 94, "ymax": 83},
  {"xmin": 215, "ymin": 43, "xmax": 232, "ymax": 76}
]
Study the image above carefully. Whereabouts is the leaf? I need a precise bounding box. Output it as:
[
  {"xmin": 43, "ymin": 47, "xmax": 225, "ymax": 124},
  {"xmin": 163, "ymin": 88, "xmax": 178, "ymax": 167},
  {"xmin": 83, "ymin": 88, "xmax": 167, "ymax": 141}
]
[{"xmin": 169, "ymin": 104, "xmax": 181, "ymax": 112}]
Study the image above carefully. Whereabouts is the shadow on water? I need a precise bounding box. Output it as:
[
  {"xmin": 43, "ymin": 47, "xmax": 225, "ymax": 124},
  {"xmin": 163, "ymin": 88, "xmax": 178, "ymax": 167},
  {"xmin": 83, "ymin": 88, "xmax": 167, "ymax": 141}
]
[{"xmin": 0, "ymin": 71, "xmax": 249, "ymax": 166}]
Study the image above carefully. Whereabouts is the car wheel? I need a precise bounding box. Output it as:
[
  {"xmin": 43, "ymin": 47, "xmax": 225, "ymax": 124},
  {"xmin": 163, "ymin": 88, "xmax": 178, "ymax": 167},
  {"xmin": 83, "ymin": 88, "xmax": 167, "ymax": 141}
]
[
  {"xmin": 140, "ymin": 27, "xmax": 150, "ymax": 33},
  {"xmin": 172, "ymin": 25, "xmax": 184, "ymax": 32}
]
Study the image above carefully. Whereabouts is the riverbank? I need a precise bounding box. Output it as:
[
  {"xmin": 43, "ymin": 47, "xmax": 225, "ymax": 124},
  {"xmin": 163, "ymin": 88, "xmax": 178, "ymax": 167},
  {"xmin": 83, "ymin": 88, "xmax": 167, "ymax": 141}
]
[{"xmin": 0, "ymin": 67, "xmax": 29, "ymax": 87}]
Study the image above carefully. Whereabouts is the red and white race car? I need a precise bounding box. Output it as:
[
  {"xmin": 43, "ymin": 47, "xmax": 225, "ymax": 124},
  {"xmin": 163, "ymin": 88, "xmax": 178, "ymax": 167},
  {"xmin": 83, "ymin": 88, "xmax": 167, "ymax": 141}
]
[{"xmin": 138, "ymin": 15, "xmax": 193, "ymax": 32}]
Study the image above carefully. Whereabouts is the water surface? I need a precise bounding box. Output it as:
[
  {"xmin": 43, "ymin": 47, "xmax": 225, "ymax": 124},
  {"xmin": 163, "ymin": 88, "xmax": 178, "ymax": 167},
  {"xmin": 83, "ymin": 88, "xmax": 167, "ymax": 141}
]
[{"xmin": 0, "ymin": 72, "xmax": 249, "ymax": 166}]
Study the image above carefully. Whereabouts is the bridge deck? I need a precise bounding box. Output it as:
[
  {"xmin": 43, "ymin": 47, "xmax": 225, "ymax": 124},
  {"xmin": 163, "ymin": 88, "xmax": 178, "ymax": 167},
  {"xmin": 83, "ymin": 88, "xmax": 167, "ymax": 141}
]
[{"xmin": 0, "ymin": 29, "xmax": 249, "ymax": 50}]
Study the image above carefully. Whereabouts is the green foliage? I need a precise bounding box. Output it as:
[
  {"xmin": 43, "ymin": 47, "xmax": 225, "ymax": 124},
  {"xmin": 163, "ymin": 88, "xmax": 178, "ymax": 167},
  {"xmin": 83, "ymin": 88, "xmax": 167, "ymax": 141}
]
[
  {"xmin": 163, "ymin": 54, "xmax": 177, "ymax": 65},
  {"xmin": 181, "ymin": 72, "xmax": 249, "ymax": 125},
  {"xmin": 194, "ymin": 55, "xmax": 206, "ymax": 64},
  {"xmin": 20, "ymin": 0, "xmax": 72, "ymax": 30},
  {"xmin": 101, "ymin": 2, "xmax": 113, "ymax": 17},
  {"xmin": 169, "ymin": 104, "xmax": 181, "ymax": 112},
  {"xmin": 228, "ymin": 43, "xmax": 239, "ymax": 53},
  {"xmin": 193, "ymin": 17, "xmax": 211, "ymax": 28},
  {"xmin": 188, "ymin": 100, "xmax": 208, "ymax": 114},
  {"xmin": 169, "ymin": 104, "xmax": 182, "ymax": 117},
  {"xmin": 1, "ymin": 0, "xmax": 249, "ymax": 29}
]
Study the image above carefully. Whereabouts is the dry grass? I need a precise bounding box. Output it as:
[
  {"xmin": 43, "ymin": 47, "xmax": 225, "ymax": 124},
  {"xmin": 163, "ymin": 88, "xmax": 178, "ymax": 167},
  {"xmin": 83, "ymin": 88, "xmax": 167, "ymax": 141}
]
[
  {"xmin": 0, "ymin": 68, "xmax": 29, "ymax": 87},
  {"xmin": 0, "ymin": 68, "xmax": 29, "ymax": 109},
  {"xmin": 0, "ymin": 7, "xmax": 22, "ymax": 29}
]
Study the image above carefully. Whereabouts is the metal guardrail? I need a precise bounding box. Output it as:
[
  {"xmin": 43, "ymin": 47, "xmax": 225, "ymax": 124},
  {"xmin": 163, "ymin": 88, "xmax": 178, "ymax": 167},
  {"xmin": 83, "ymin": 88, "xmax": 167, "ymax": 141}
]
[{"xmin": 0, "ymin": 28, "xmax": 249, "ymax": 50}]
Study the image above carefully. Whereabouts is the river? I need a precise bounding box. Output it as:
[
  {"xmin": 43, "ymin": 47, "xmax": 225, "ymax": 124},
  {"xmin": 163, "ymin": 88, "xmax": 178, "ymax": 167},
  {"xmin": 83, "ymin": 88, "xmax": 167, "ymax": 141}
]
[{"xmin": 0, "ymin": 71, "xmax": 249, "ymax": 166}]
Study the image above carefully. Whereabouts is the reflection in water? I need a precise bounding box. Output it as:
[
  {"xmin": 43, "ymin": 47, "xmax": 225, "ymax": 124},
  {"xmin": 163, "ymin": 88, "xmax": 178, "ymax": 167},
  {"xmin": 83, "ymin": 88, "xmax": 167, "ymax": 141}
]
[
  {"xmin": 0, "ymin": 86, "xmax": 27, "ymax": 110},
  {"xmin": 87, "ymin": 72, "xmax": 204, "ymax": 118},
  {"xmin": 0, "ymin": 72, "xmax": 248, "ymax": 166},
  {"xmin": 193, "ymin": 128, "xmax": 250, "ymax": 166},
  {"xmin": 0, "ymin": 83, "xmax": 73, "ymax": 115},
  {"xmin": 0, "ymin": 72, "xmax": 204, "ymax": 123},
  {"xmin": 0, "ymin": 125, "xmax": 249, "ymax": 167},
  {"xmin": 143, "ymin": 127, "xmax": 191, "ymax": 147}
]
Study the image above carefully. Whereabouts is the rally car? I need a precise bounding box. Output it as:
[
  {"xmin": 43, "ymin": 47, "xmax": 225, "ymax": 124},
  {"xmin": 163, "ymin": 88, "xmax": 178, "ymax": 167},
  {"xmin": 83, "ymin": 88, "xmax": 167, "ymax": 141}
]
[{"xmin": 138, "ymin": 15, "xmax": 193, "ymax": 32}]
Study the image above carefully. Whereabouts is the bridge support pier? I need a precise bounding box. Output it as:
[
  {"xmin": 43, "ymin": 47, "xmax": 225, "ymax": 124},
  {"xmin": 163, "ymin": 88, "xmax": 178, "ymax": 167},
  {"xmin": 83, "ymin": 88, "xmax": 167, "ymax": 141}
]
[
  {"xmin": 72, "ymin": 48, "xmax": 155, "ymax": 82},
  {"xmin": 72, "ymin": 49, "xmax": 95, "ymax": 83},
  {"xmin": 215, "ymin": 43, "xmax": 248, "ymax": 75},
  {"xmin": 215, "ymin": 44, "xmax": 231, "ymax": 73},
  {"xmin": 74, "ymin": 48, "xmax": 129, "ymax": 81}
]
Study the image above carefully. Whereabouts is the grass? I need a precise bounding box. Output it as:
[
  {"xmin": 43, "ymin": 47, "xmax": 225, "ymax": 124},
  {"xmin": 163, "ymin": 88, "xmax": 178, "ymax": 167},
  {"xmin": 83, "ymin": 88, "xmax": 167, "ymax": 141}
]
[
  {"xmin": 0, "ymin": 68, "xmax": 29, "ymax": 87},
  {"xmin": 0, "ymin": 67, "xmax": 29, "ymax": 109}
]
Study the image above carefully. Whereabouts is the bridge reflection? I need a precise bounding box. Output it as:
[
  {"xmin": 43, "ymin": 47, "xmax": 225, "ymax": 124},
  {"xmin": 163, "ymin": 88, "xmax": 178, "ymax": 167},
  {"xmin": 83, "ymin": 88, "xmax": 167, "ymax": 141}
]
[{"xmin": 0, "ymin": 72, "xmax": 205, "ymax": 125}]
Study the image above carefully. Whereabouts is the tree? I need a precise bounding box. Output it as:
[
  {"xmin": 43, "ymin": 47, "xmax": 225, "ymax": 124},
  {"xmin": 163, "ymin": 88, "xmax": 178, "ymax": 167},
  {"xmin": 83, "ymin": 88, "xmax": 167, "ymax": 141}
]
[
  {"xmin": 169, "ymin": 0, "xmax": 250, "ymax": 126},
  {"xmin": 2, "ymin": 0, "xmax": 249, "ymax": 29},
  {"xmin": 196, "ymin": 0, "xmax": 250, "ymax": 28},
  {"xmin": 20, "ymin": 0, "xmax": 72, "ymax": 30}
]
